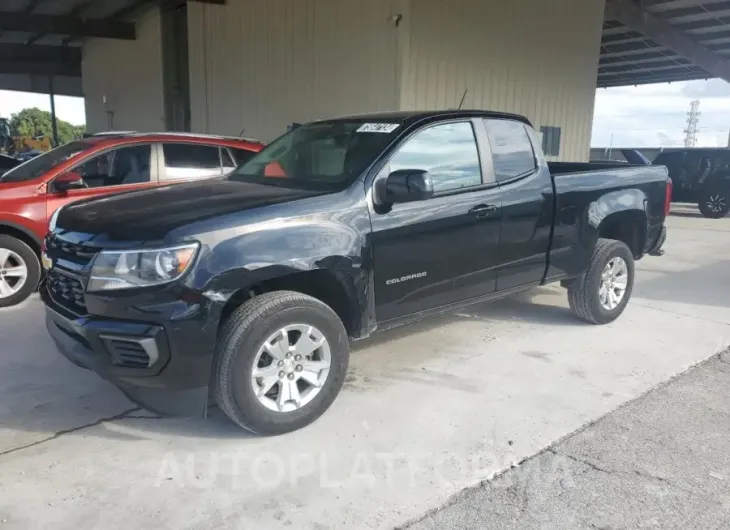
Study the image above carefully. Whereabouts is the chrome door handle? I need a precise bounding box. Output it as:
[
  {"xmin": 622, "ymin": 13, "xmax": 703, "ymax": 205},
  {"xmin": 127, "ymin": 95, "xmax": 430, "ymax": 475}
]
[{"xmin": 469, "ymin": 204, "xmax": 497, "ymax": 218}]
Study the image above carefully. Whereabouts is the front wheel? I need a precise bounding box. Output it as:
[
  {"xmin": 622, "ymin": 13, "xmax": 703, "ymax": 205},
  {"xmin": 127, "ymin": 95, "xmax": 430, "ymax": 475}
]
[
  {"xmin": 567, "ymin": 238, "xmax": 635, "ymax": 325},
  {"xmin": 698, "ymin": 187, "xmax": 730, "ymax": 218},
  {"xmin": 0, "ymin": 235, "xmax": 40, "ymax": 308},
  {"xmin": 213, "ymin": 291, "xmax": 350, "ymax": 435}
]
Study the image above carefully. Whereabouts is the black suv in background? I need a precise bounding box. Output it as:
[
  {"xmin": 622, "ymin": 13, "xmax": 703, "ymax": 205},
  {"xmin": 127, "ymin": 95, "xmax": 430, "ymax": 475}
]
[{"xmin": 653, "ymin": 148, "xmax": 730, "ymax": 218}]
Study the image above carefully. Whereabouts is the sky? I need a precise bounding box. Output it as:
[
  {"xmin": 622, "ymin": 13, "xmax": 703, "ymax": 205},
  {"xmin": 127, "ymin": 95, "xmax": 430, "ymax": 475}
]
[
  {"xmin": 1, "ymin": 77, "xmax": 729, "ymax": 148},
  {"xmin": 591, "ymin": 78, "xmax": 730, "ymax": 148},
  {"xmin": 0, "ymin": 90, "xmax": 86, "ymax": 126}
]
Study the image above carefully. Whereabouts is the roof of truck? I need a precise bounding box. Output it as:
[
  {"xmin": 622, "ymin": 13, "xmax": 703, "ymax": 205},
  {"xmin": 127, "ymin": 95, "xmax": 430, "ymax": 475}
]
[{"xmin": 318, "ymin": 109, "xmax": 532, "ymax": 127}]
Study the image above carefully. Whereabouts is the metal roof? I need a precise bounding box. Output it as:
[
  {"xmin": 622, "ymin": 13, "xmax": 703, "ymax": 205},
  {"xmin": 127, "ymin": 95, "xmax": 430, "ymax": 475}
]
[
  {"xmin": 600, "ymin": 0, "xmax": 730, "ymax": 87},
  {"xmin": 2, "ymin": 0, "xmax": 729, "ymax": 96},
  {"xmin": 0, "ymin": 0, "xmax": 161, "ymax": 95}
]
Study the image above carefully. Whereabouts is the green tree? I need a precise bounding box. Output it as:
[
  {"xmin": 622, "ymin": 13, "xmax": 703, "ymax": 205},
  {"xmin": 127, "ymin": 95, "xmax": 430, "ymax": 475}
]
[{"xmin": 9, "ymin": 107, "xmax": 85, "ymax": 146}]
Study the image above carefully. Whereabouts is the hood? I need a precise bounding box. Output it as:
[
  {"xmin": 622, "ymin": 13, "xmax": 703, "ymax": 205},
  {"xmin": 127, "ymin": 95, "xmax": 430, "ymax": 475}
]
[{"xmin": 56, "ymin": 178, "xmax": 324, "ymax": 241}]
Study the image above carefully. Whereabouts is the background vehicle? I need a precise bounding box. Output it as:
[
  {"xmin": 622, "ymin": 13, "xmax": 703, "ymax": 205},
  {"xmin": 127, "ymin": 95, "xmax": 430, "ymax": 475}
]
[
  {"xmin": 0, "ymin": 154, "xmax": 19, "ymax": 177},
  {"xmin": 652, "ymin": 148, "xmax": 730, "ymax": 218},
  {"xmin": 0, "ymin": 132, "xmax": 262, "ymax": 307},
  {"xmin": 42, "ymin": 110, "xmax": 670, "ymax": 435}
]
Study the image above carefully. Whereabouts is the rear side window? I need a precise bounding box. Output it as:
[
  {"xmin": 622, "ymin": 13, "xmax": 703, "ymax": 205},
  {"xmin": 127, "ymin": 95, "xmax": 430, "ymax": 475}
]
[
  {"xmin": 484, "ymin": 119, "xmax": 536, "ymax": 181},
  {"xmin": 162, "ymin": 143, "xmax": 222, "ymax": 181}
]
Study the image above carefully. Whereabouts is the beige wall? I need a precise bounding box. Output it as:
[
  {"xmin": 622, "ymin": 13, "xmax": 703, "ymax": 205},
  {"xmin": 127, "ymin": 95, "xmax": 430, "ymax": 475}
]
[
  {"xmin": 400, "ymin": 0, "xmax": 605, "ymax": 161},
  {"xmin": 82, "ymin": 0, "xmax": 604, "ymax": 160},
  {"xmin": 81, "ymin": 9, "xmax": 165, "ymax": 133},
  {"xmin": 187, "ymin": 0, "xmax": 403, "ymax": 142}
]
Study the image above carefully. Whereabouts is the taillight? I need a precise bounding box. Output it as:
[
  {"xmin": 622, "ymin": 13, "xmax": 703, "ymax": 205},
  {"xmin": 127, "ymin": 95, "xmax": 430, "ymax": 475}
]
[{"xmin": 664, "ymin": 178, "xmax": 673, "ymax": 216}]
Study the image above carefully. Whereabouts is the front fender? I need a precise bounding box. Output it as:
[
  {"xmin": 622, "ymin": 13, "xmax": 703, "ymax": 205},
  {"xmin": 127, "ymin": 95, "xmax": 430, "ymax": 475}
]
[{"xmin": 187, "ymin": 220, "xmax": 371, "ymax": 335}]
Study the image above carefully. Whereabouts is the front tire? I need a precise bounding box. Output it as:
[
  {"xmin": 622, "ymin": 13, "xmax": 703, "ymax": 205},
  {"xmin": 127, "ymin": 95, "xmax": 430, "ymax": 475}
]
[
  {"xmin": 0, "ymin": 235, "xmax": 40, "ymax": 308},
  {"xmin": 567, "ymin": 238, "xmax": 635, "ymax": 325},
  {"xmin": 213, "ymin": 291, "xmax": 350, "ymax": 435},
  {"xmin": 698, "ymin": 187, "xmax": 730, "ymax": 218}
]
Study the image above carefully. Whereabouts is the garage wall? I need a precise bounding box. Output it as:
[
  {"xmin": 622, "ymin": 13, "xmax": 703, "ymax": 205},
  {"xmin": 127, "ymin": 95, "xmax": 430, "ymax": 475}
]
[
  {"xmin": 81, "ymin": 9, "xmax": 165, "ymax": 133},
  {"xmin": 400, "ymin": 0, "xmax": 605, "ymax": 161},
  {"xmin": 187, "ymin": 0, "xmax": 403, "ymax": 142}
]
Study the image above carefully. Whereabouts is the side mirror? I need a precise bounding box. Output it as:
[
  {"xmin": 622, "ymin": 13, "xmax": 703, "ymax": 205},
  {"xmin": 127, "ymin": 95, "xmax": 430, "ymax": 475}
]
[
  {"xmin": 51, "ymin": 172, "xmax": 85, "ymax": 193},
  {"xmin": 384, "ymin": 169, "xmax": 434, "ymax": 203}
]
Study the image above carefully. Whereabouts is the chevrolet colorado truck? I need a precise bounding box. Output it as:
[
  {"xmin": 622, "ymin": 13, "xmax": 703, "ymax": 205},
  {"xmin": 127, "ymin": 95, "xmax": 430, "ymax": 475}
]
[{"xmin": 41, "ymin": 110, "xmax": 670, "ymax": 435}]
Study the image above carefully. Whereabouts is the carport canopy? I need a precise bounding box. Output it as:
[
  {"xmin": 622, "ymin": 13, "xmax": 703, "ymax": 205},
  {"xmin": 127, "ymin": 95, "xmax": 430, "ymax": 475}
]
[
  {"xmin": 600, "ymin": 0, "xmax": 730, "ymax": 87},
  {"xmin": 1, "ymin": 0, "xmax": 730, "ymax": 97},
  {"xmin": 0, "ymin": 0, "xmax": 223, "ymax": 97}
]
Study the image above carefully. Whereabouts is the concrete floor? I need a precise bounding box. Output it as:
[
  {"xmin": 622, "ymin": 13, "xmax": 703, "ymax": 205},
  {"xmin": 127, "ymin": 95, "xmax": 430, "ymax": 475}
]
[
  {"xmin": 0, "ymin": 205, "xmax": 729, "ymax": 529},
  {"xmin": 407, "ymin": 352, "xmax": 730, "ymax": 530}
]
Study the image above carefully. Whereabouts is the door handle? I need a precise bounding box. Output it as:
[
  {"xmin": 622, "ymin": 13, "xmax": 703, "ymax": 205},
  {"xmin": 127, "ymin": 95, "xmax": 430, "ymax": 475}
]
[{"xmin": 469, "ymin": 204, "xmax": 497, "ymax": 218}]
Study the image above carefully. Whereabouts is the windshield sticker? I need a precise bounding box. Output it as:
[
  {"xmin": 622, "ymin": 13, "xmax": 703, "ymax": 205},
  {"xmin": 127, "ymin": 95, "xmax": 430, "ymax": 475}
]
[{"xmin": 357, "ymin": 123, "xmax": 400, "ymax": 133}]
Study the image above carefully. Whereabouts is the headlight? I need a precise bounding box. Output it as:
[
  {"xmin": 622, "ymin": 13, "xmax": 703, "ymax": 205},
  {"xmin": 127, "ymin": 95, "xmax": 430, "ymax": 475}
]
[{"xmin": 87, "ymin": 243, "xmax": 200, "ymax": 292}]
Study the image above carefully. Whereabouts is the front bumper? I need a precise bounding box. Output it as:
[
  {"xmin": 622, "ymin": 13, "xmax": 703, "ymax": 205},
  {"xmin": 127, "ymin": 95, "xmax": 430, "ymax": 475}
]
[{"xmin": 41, "ymin": 281, "xmax": 219, "ymax": 416}]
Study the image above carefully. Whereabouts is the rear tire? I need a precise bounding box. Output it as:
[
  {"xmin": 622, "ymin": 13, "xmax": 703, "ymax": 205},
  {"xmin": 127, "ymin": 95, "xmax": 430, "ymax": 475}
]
[
  {"xmin": 567, "ymin": 238, "xmax": 635, "ymax": 325},
  {"xmin": 213, "ymin": 291, "xmax": 349, "ymax": 435},
  {"xmin": 698, "ymin": 187, "xmax": 730, "ymax": 218},
  {"xmin": 0, "ymin": 235, "xmax": 40, "ymax": 308}
]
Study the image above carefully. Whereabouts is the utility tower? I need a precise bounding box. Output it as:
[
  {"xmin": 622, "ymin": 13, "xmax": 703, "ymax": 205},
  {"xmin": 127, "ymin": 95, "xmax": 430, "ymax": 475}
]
[{"xmin": 683, "ymin": 99, "xmax": 700, "ymax": 148}]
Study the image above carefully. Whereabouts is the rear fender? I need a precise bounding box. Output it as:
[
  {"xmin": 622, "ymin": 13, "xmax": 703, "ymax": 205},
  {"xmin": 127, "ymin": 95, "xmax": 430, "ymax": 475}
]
[{"xmin": 575, "ymin": 189, "xmax": 648, "ymax": 271}]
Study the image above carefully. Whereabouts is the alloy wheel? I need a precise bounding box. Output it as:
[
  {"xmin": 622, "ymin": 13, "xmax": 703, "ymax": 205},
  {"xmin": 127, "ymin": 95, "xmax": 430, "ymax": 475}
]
[
  {"xmin": 599, "ymin": 257, "xmax": 628, "ymax": 311},
  {"xmin": 251, "ymin": 324, "xmax": 332, "ymax": 413},
  {"xmin": 0, "ymin": 248, "xmax": 28, "ymax": 299},
  {"xmin": 706, "ymin": 194, "xmax": 727, "ymax": 214}
]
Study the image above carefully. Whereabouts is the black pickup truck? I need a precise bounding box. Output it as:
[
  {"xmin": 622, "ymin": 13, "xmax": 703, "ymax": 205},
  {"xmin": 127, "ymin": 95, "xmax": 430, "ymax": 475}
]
[{"xmin": 41, "ymin": 110, "xmax": 671, "ymax": 435}]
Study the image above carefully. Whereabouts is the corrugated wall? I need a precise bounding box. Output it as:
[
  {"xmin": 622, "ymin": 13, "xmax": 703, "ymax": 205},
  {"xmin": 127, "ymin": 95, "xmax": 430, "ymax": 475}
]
[
  {"xmin": 187, "ymin": 0, "xmax": 403, "ymax": 142},
  {"xmin": 400, "ymin": 0, "xmax": 605, "ymax": 161},
  {"xmin": 82, "ymin": 9, "xmax": 165, "ymax": 133}
]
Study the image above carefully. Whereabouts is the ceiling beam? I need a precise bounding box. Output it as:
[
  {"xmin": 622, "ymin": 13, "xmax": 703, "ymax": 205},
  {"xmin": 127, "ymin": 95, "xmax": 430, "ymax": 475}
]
[
  {"xmin": 0, "ymin": 43, "xmax": 81, "ymax": 63},
  {"xmin": 0, "ymin": 44, "xmax": 81, "ymax": 78},
  {"xmin": 605, "ymin": 0, "xmax": 730, "ymax": 82},
  {"xmin": 25, "ymin": 0, "xmax": 96, "ymax": 45},
  {"xmin": 0, "ymin": 12, "xmax": 136, "ymax": 40},
  {"xmin": 0, "ymin": 60, "xmax": 81, "ymax": 78}
]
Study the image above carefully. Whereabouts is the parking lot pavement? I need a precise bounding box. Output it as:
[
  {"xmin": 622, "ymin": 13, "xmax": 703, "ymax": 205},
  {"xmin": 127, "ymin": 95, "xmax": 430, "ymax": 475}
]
[
  {"xmin": 1, "ymin": 206, "xmax": 729, "ymax": 529},
  {"xmin": 406, "ymin": 352, "xmax": 730, "ymax": 530}
]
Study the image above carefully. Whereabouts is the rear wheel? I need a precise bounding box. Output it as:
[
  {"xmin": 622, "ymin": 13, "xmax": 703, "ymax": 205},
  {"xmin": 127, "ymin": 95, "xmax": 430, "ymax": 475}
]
[
  {"xmin": 698, "ymin": 187, "xmax": 730, "ymax": 218},
  {"xmin": 567, "ymin": 238, "xmax": 635, "ymax": 325},
  {"xmin": 213, "ymin": 291, "xmax": 349, "ymax": 435},
  {"xmin": 0, "ymin": 236, "xmax": 40, "ymax": 308}
]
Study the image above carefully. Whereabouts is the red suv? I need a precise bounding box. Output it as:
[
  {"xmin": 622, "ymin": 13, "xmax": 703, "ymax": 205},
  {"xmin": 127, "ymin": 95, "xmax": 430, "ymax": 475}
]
[{"xmin": 0, "ymin": 133, "xmax": 262, "ymax": 308}]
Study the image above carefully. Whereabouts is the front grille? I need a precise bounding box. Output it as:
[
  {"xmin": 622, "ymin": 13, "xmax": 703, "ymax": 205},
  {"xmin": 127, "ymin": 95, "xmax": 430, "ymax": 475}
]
[
  {"xmin": 47, "ymin": 269, "xmax": 86, "ymax": 314},
  {"xmin": 46, "ymin": 235, "xmax": 97, "ymax": 267}
]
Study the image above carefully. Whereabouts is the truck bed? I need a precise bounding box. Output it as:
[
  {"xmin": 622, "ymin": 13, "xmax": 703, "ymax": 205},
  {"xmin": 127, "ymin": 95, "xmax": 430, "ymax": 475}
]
[{"xmin": 548, "ymin": 161, "xmax": 647, "ymax": 175}]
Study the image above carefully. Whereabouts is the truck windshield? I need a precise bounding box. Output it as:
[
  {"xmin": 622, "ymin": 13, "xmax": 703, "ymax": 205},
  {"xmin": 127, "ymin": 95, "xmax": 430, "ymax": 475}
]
[
  {"xmin": 229, "ymin": 121, "xmax": 401, "ymax": 191},
  {"xmin": 0, "ymin": 141, "xmax": 91, "ymax": 183}
]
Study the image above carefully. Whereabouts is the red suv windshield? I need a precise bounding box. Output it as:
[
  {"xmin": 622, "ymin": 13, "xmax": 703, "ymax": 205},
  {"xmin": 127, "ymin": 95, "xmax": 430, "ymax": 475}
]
[{"xmin": 0, "ymin": 141, "xmax": 93, "ymax": 183}]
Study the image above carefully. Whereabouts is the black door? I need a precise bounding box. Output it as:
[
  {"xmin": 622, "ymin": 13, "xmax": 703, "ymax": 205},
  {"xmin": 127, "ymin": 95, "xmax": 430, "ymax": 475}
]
[
  {"xmin": 369, "ymin": 120, "xmax": 503, "ymax": 322},
  {"xmin": 483, "ymin": 118, "xmax": 554, "ymax": 291}
]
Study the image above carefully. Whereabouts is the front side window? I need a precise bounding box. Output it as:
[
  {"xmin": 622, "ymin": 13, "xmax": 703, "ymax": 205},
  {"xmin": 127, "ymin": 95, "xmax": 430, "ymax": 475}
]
[
  {"xmin": 74, "ymin": 144, "xmax": 151, "ymax": 187},
  {"xmin": 162, "ymin": 143, "xmax": 222, "ymax": 181},
  {"xmin": 232, "ymin": 120, "xmax": 400, "ymax": 191},
  {"xmin": 389, "ymin": 122, "xmax": 482, "ymax": 193},
  {"xmin": 485, "ymin": 119, "xmax": 536, "ymax": 181},
  {"xmin": 0, "ymin": 141, "xmax": 91, "ymax": 183}
]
